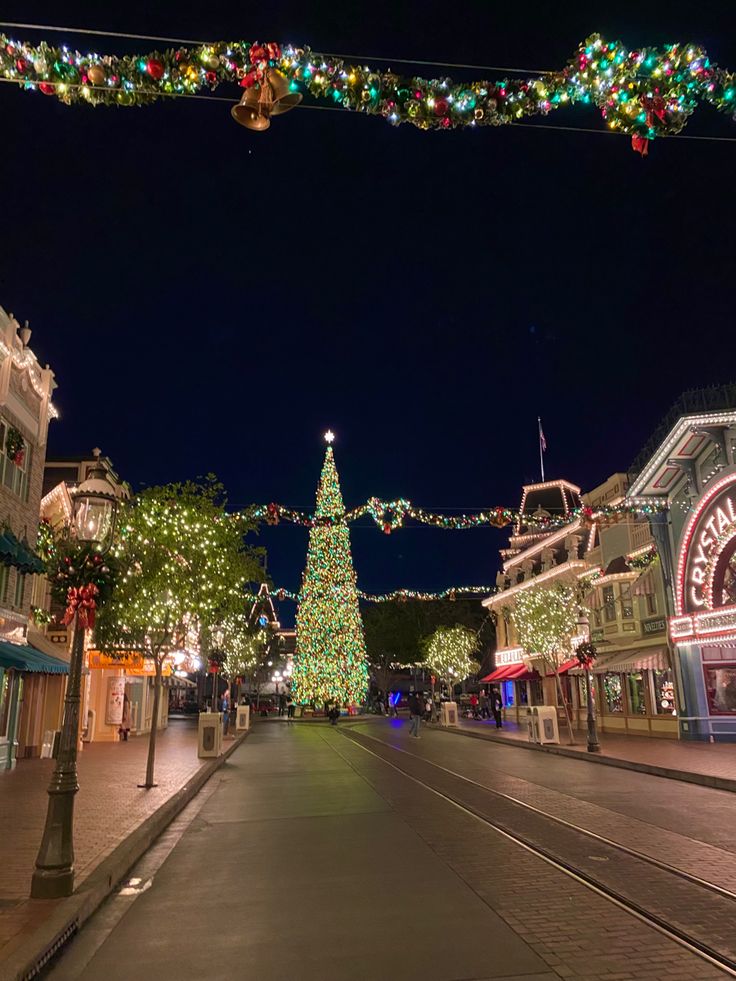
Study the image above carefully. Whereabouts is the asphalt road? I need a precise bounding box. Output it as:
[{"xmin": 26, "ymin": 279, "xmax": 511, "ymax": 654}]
[{"xmin": 45, "ymin": 719, "xmax": 734, "ymax": 981}]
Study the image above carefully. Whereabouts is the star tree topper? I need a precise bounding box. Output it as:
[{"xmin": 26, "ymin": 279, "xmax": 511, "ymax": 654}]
[{"xmin": 324, "ymin": 429, "xmax": 335, "ymax": 444}]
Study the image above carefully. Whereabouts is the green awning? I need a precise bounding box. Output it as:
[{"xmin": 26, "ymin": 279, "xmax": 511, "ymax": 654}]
[
  {"xmin": 0, "ymin": 640, "xmax": 69, "ymax": 674},
  {"xmin": 0, "ymin": 530, "xmax": 45, "ymax": 574}
]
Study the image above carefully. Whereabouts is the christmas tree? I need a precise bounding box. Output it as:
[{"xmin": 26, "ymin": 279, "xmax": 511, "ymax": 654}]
[{"xmin": 292, "ymin": 438, "xmax": 368, "ymax": 706}]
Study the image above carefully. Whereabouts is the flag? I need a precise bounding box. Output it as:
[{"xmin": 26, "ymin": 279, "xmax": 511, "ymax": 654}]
[{"xmin": 538, "ymin": 417, "xmax": 547, "ymax": 453}]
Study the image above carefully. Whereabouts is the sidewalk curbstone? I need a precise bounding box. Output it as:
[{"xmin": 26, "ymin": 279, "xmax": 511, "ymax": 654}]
[
  {"xmin": 1, "ymin": 730, "xmax": 249, "ymax": 981},
  {"xmin": 431, "ymin": 724, "xmax": 736, "ymax": 794}
]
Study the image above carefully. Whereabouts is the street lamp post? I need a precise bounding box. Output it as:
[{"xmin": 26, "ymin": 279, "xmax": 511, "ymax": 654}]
[
  {"xmin": 576, "ymin": 611, "xmax": 600, "ymax": 754},
  {"xmin": 31, "ymin": 455, "xmax": 119, "ymax": 899}
]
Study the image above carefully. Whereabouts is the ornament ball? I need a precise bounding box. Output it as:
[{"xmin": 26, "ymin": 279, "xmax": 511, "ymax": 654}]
[
  {"xmin": 87, "ymin": 64, "xmax": 106, "ymax": 86},
  {"xmin": 146, "ymin": 59, "xmax": 165, "ymax": 80},
  {"xmin": 434, "ymin": 97, "xmax": 449, "ymax": 116}
]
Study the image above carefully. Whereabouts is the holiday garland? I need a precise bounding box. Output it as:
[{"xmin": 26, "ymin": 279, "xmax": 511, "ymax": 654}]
[
  {"xmin": 248, "ymin": 498, "xmax": 666, "ymax": 532},
  {"xmin": 1, "ymin": 32, "xmax": 735, "ymax": 150},
  {"xmin": 262, "ymin": 584, "xmax": 496, "ymax": 604}
]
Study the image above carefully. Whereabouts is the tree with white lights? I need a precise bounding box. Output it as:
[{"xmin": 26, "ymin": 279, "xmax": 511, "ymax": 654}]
[
  {"xmin": 96, "ymin": 479, "xmax": 262, "ymax": 787},
  {"xmin": 423, "ymin": 625, "xmax": 480, "ymax": 698},
  {"xmin": 513, "ymin": 584, "xmax": 579, "ymax": 744}
]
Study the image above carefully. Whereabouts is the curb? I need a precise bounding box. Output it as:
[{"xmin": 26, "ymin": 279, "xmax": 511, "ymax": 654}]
[
  {"xmin": 431, "ymin": 725, "xmax": 736, "ymax": 794},
  {"xmin": 3, "ymin": 730, "xmax": 249, "ymax": 981}
]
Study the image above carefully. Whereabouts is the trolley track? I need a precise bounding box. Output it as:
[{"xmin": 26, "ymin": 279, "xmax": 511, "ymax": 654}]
[{"xmin": 336, "ymin": 724, "xmax": 736, "ymax": 978}]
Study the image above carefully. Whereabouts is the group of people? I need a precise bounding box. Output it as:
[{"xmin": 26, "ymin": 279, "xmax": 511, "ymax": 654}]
[{"xmin": 468, "ymin": 689, "xmax": 504, "ymax": 728}]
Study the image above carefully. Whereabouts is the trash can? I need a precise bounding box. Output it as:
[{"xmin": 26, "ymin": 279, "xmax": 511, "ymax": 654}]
[
  {"xmin": 236, "ymin": 704, "xmax": 250, "ymax": 731},
  {"xmin": 535, "ymin": 706, "xmax": 560, "ymax": 744},
  {"xmin": 198, "ymin": 711, "xmax": 223, "ymax": 758},
  {"xmin": 440, "ymin": 701, "xmax": 459, "ymax": 727},
  {"xmin": 526, "ymin": 708, "xmax": 539, "ymax": 743}
]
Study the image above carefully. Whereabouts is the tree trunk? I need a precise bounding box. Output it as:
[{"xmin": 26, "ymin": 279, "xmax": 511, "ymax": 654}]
[
  {"xmin": 144, "ymin": 658, "xmax": 163, "ymax": 788},
  {"xmin": 554, "ymin": 669, "xmax": 575, "ymax": 745}
]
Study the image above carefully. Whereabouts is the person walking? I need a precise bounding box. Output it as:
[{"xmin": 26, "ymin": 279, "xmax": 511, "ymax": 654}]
[
  {"xmin": 480, "ymin": 690, "xmax": 490, "ymax": 719},
  {"xmin": 328, "ymin": 704, "xmax": 340, "ymax": 726},
  {"xmin": 491, "ymin": 687, "xmax": 503, "ymax": 729},
  {"xmin": 408, "ymin": 692, "xmax": 422, "ymax": 738},
  {"xmin": 222, "ymin": 687, "xmax": 231, "ymax": 736},
  {"xmin": 286, "ymin": 694, "xmax": 295, "ymax": 722},
  {"xmin": 469, "ymin": 692, "xmax": 480, "ymax": 719},
  {"xmin": 118, "ymin": 691, "xmax": 131, "ymax": 742},
  {"xmin": 424, "ymin": 694, "xmax": 432, "ymax": 723},
  {"xmin": 389, "ymin": 692, "xmax": 400, "ymax": 718}
]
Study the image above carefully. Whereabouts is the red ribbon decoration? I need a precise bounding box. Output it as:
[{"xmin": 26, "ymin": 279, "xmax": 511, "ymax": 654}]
[
  {"xmin": 62, "ymin": 583, "xmax": 99, "ymax": 629},
  {"xmin": 631, "ymin": 135, "xmax": 649, "ymax": 156},
  {"xmin": 240, "ymin": 41, "xmax": 282, "ymax": 88}
]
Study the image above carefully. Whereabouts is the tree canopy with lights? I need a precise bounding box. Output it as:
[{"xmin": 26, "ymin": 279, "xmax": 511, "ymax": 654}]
[
  {"xmin": 422, "ymin": 625, "xmax": 480, "ymax": 694},
  {"xmin": 96, "ymin": 479, "xmax": 263, "ymax": 786}
]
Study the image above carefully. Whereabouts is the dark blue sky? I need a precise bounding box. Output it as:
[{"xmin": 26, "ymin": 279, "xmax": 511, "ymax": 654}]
[{"xmin": 2, "ymin": 1, "xmax": 735, "ymax": 612}]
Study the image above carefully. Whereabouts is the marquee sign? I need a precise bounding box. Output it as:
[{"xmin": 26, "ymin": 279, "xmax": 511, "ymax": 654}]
[{"xmin": 672, "ymin": 470, "xmax": 736, "ymax": 646}]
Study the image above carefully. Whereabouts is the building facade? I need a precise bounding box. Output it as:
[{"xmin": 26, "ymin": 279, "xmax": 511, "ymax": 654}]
[
  {"xmin": 483, "ymin": 474, "xmax": 677, "ymax": 738},
  {"xmin": 0, "ymin": 306, "xmax": 66, "ymax": 769},
  {"xmin": 627, "ymin": 403, "xmax": 736, "ymax": 741}
]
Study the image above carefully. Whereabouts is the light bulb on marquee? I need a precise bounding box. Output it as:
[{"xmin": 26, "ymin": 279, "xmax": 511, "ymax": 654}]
[{"xmin": 324, "ymin": 430, "xmax": 335, "ymax": 444}]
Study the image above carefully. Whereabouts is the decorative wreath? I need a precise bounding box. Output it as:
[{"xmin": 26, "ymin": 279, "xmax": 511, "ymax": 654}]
[{"xmin": 5, "ymin": 427, "xmax": 24, "ymax": 466}]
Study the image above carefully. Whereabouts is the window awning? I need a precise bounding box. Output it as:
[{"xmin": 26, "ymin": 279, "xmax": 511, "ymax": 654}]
[
  {"xmin": 570, "ymin": 647, "xmax": 670, "ymax": 675},
  {"xmin": 0, "ymin": 640, "xmax": 69, "ymax": 674},
  {"xmin": 481, "ymin": 663, "xmax": 525, "ymax": 682},
  {"xmin": 0, "ymin": 529, "xmax": 45, "ymax": 574},
  {"xmin": 547, "ymin": 658, "xmax": 580, "ymax": 676}
]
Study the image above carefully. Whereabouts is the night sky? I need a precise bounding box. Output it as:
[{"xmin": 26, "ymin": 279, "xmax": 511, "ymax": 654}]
[{"xmin": 2, "ymin": 1, "xmax": 735, "ymax": 617}]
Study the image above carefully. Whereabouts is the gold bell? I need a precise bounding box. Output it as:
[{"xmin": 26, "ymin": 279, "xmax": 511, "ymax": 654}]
[{"xmin": 231, "ymin": 68, "xmax": 302, "ymax": 131}]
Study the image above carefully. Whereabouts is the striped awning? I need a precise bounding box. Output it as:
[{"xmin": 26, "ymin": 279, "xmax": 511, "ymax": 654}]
[{"xmin": 571, "ymin": 647, "xmax": 669, "ymax": 674}]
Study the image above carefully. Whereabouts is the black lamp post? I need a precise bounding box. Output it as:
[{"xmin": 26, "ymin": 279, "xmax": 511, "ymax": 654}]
[
  {"xmin": 31, "ymin": 453, "xmax": 119, "ymax": 899},
  {"xmin": 576, "ymin": 611, "xmax": 600, "ymax": 754}
]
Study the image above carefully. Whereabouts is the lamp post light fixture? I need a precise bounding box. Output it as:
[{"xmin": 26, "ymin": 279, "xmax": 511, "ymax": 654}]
[
  {"xmin": 575, "ymin": 610, "xmax": 600, "ymax": 755},
  {"xmin": 31, "ymin": 452, "xmax": 119, "ymax": 899}
]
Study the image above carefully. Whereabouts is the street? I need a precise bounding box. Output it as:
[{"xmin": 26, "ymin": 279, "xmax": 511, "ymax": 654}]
[{"xmin": 46, "ymin": 720, "xmax": 735, "ymax": 981}]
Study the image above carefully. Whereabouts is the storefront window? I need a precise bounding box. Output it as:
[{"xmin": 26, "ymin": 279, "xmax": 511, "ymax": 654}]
[
  {"xmin": 555, "ymin": 675, "xmax": 572, "ymax": 707},
  {"xmin": 651, "ymin": 669, "xmax": 676, "ymax": 715},
  {"xmin": 703, "ymin": 664, "xmax": 736, "ymax": 715},
  {"xmin": 603, "ymin": 673, "xmax": 623, "ymax": 712},
  {"xmin": 627, "ymin": 672, "xmax": 647, "ymax": 714},
  {"xmin": 530, "ymin": 677, "xmax": 544, "ymax": 706},
  {"xmin": 603, "ymin": 586, "xmax": 616, "ymax": 622},
  {"xmin": 621, "ymin": 585, "xmax": 633, "ymax": 619},
  {"xmin": 518, "ymin": 682, "xmax": 529, "ymax": 706},
  {"xmin": 501, "ymin": 680, "xmax": 515, "ymax": 707},
  {"xmin": 646, "ymin": 593, "xmax": 658, "ymax": 616}
]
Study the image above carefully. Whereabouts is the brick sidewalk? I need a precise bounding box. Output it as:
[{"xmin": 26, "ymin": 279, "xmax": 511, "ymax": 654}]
[
  {"xmin": 0, "ymin": 718, "xmax": 212, "ymax": 963},
  {"xmin": 453, "ymin": 716, "xmax": 736, "ymax": 785}
]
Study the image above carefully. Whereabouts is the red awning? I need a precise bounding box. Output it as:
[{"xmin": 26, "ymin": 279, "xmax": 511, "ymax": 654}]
[
  {"xmin": 480, "ymin": 663, "xmax": 522, "ymax": 682},
  {"xmin": 549, "ymin": 658, "xmax": 580, "ymax": 676}
]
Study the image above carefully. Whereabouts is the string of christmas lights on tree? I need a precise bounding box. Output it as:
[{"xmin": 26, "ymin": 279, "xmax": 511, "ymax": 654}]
[
  {"xmin": 2, "ymin": 31, "xmax": 735, "ymax": 151},
  {"xmin": 291, "ymin": 443, "xmax": 369, "ymax": 706}
]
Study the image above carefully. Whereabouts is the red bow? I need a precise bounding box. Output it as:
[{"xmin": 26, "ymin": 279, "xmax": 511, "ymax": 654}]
[
  {"xmin": 631, "ymin": 135, "xmax": 649, "ymax": 156},
  {"xmin": 62, "ymin": 583, "xmax": 99, "ymax": 629}
]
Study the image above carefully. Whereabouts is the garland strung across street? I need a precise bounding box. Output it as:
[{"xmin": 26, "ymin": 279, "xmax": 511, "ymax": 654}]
[
  {"xmin": 250, "ymin": 584, "xmax": 496, "ymax": 604},
  {"xmin": 1, "ymin": 32, "xmax": 735, "ymax": 151},
  {"xmin": 246, "ymin": 498, "xmax": 666, "ymax": 533}
]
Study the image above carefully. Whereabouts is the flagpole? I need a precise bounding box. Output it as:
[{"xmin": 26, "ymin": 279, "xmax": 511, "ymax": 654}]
[{"xmin": 538, "ymin": 417, "xmax": 545, "ymax": 482}]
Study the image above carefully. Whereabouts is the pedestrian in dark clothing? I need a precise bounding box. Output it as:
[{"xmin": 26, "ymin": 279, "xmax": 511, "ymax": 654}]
[
  {"xmin": 408, "ymin": 693, "xmax": 422, "ymax": 737},
  {"xmin": 328, "ymin": 705, "xmax": 340, "ymax": 726},
  {"xmin": 491, "ymin": 688, "xmax": 503, "ymax": 728},
  {"xmin": 286, "ymin": 694, "xmax": 295, "ymax": 722},
  {"xmin": 480, "ymin": 691, "xmax": 490, "ymax": 719}
]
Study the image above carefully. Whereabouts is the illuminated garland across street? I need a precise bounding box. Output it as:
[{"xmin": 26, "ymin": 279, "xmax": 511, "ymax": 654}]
[
  {"xmin": 248, "ymin": 498, "xmax": 666, "ymax": 532},
  {"xmin": 2, "ymin": 32, "xmax": 735, "ymax": 151},
  {"xmin": 249, "ymin": 584, "xmax": 496, "ymax": 604}
]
